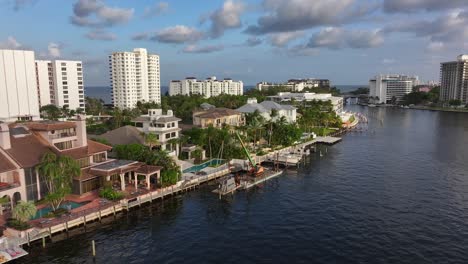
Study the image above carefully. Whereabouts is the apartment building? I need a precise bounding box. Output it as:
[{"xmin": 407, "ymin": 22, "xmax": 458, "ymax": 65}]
[
  {"xmin": 267, "ymin": 92, "xmax": 344, "ymax": 114},
  {"xmin": 132, "ymin": 109, "xmax": 181, "ymax": 156},
  {"xmin": 110, "ymin": 48, "xmax": 161, "ymax": 108},
  {"xmin": 0, "ymin": 49, "xmax": 40, "ymax": 122},
  {"xmin": 169, "ymin": 76, "xmax": 243, "ymax": 98},
  {"xmin": 256, "ymin": 78, "xmax": 330, "ymax": 92},
  {"xmin": 440, "ymin": 55, "xmax": 468, "ymax": 104},
  {"xmin": 36, "ymin": 60, "xmax": 85, "ymax": 110},
  {"xmin": 369, "ymin": 74, "xmax": 419, "ymax": 104}
]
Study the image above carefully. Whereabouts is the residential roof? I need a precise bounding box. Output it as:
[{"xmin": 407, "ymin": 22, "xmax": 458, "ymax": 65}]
[
  {"xmin": 200, "ymin": 103, "xmax": 215, "ymax": 110},
  {"xmin": 59, "ymin": 140, "xmax": 112, "ymax": 159},
  {"xmin": 134, "ymin": 165, "xmax": 162, "ymax": 175},
  {"xmin": 89, "ymin": 160, "xmax": 144, "ymax": 177},
  {"xmin": 95, "ymin": 126, "xmax": 145, "ymax": 146},
  {"xmin": 194, "ymin": 108, "xmax": 241, "ymax": 119},
  {"xmin": 236, "ymin": 103, "xmax": 269, "ymax": 113},
  {"xmin": 27, "ymin": 121, "xmax": 76, "ymax": 131},
  {"xmin": 132, "ymin": 116, "xmax": 181, "ymax": 123},
  {"xmin": 260, "ymin": 101, "xmax": 296, "ymax": 111},
  {"xmin": 0, "ymin": 151, "xmax": 16, "ymax": 173},
  {"xmin": 5, "ymin": 133, "xmax": 52, "ymax": 168}
]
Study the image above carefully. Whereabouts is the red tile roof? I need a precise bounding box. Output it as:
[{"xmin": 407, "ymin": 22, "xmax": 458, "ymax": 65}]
[
  {"xmin": 27, "ymin": 121, "xmax": 76, "ymax": 131},
  {"xmin": 5, "ymin": 133, "xmax": 52, "ymax": 168},
  {"xmin": 0, "ymin": 151, "xmax": 16, "ymax": 173},
  {"xmin": 59, "ymin": 140, "xmax": 112, "ymax": 160}
]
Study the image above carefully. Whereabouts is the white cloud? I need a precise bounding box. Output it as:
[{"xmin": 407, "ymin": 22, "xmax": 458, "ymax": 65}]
[
  {"xmin": 85, "ymin": 29, "xmax": 117, "ymax": 41},
  {"xmin": 208, "ymin": 0, "xmax": 245, "ymax": 38},
  {"xmin": 307, "ymin": 27, "xmax": 384, "ymax": 49},
  {"xmin": 269, "ymin": 31, "xmax": 304, "ymax": 47},
  {"xmin": 426, "ymin": 42, "xmax": 444, "ymax": 52},
  {"xmin": 152, "ymin": 25, "xmax": 204, "ymax": 43},
  {"xmin": 143, "ymin": 2, "xmax": 169, "ymax": 18},
  {"xmin": 46, "ymin": 43, "xmax": 62, "ymax": 58},
  {"xmin": 182, "ymin": 44, "xmax": 224, "ymax": 53},
  {"xmin": 0, "ymin": 36, "xmax": 22, "ymax": 49},
  {"xmin": 70, "ymin": 0, "xmax": 134, "ymax": 27}
]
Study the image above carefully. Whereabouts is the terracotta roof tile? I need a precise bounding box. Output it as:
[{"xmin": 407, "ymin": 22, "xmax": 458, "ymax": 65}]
[
  {"xmin": 0, "ymin": 150, "xmax": 16, "ymax": 173},
  {"xmin": 6, "ymin": 134, "xmax": 52, "ymax": 168},
  {"xmin": 60, "ymin": 140, "xmax": 112, "ymax": 160},
  {"xmin": 194, "ymin": 108, "xmax": 241, "ymax": 119},
  {"xmin": 27, "ymin": 121, "xmax": 76, "ymax": 131}
]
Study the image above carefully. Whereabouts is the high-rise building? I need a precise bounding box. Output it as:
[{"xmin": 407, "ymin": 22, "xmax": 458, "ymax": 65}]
[
  {"xmin": 169, "ymin": 76, "xmax": 243, "ymax": 98},
  {"xmin": 0, "ymin": 49, "xmax": 40, "ymax": 122},
  {"xmin": 110, "ymin": 48, "xmax": 161, "ymax": 108},
  {"xmin": 440, "ymin": 55, "xmax": 468, "ymax": 104},
  {"xmin": 369, "ymin": 74, "xmax": 419, "ymax": 104},
  {"xmin": 36, "ymin": 60, "xmax": 85, "ymax": 111}
]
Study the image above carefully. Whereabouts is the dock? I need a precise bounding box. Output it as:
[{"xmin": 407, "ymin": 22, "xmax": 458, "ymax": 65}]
[{"xmin": 213, "ymin": 170, "xmax": 283, "ymax": 197}]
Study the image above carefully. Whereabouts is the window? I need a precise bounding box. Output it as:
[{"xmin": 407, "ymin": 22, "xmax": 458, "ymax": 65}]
[
  {"xmin": 93, "ymin": 153, "xmax": 106, "ymax": 163},
  {"xmin": 77, "ymin": 158, "xmax": 90, "ymax": 168},
  {"xmin": 165, "ymin": 133, "xmax": 170, "ymax": 139},
  {"xmin": 63, "ymin": 91, "xmax": 68, "ymax": 94},
  {"xmin": 171, "ymin": 132, "xmax": 176, "ymax": 137},
  {"xmin": 78, "ymin": 81, "xmax": 83, "ymax": 85},
  {"xmin": 62, "ymin": 77, "xmax": 67, "ymax": 81},
  {"xmin": 79, "ymin": 90, "xmax": 83, "ymax": 94},
  {"xmin": 64, "ymin": 100, "xmax": 69, "ymax": 103},
  {"xmin": 61, "ymin": 67, "xmax": 66, "ymax": 71},
  {"xmin": 63, "ymin": 81, "xmax": 67, "ymax": 85},
  {"xmin": 54, "ymin": 140, "xmax": 72, "ymax": 150}
]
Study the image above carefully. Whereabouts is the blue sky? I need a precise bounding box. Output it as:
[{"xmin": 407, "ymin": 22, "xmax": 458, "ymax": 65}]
[{"xmin": 0, "ymin": 0, "xmax": 467, "ymax": 86}]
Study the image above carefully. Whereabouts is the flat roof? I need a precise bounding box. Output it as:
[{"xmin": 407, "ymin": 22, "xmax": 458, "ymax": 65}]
[{"xmin": 91, "ymin": 160, "xmax": 138, "ymax": 171}]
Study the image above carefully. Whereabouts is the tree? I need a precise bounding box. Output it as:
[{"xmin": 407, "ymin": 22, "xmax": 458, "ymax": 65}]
[
  {"xmin": 142, "ymin": 132, "xmax": 159, "ymax": 150},
  {"xmin": 37, "ymin": 152, "xmax": 81, "ymax": 211},
  {"xmin": 13, "ymin": 201, "xmax": 37, "ymax": 223},
  {"xmin": 449, "ymin": 99, "xmax": 462, "ymax": 106},
  {"xmin": 40, "ymin": 104, "xmax": 61, "ymax": 120}
]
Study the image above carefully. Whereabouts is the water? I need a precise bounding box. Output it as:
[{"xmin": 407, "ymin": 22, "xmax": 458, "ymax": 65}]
[
  {"xmin": 20, "ymin": 106, "xmax": 468, "ymax": 263},
  {"xmin": 183, "ymin": 159, "xmax": 225, "ymax": 173},
  {"xmin": 34, "ymin": 202, "xmax": 86, "ymax": 219}
]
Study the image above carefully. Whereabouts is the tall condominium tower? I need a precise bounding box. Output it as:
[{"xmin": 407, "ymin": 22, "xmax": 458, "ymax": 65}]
[
  {"xmin": 0, "ymin": 49, "xmax": 40, "ymax": 121},
  {"xmin": 109, "ymin": 48, "xmax": 161, "ymax": 108},
  {"xmin": 440, "ymin": 55, "xmax": 468, "ymax": 104},
  {"xmin": 369, "ymin": 74, "xmax": 419, "ymax": 104},
  {"xmin": 36, "ymin": 60, "xmax": 85, "ymax": 111}
]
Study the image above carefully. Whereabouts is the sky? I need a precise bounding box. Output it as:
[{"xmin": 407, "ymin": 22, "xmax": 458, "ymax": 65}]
[{"xmin": 0, "ymin": 0, "xmax": 467, "ymax": 86}]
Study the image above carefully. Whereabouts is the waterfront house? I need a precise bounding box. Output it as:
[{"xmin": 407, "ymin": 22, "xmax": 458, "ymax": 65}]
[
  {"xmin": 132, "ymin": 109, "xmax": 181, "ymax": 156},
  {"xmin": 0, "ymin": 117, "xmax": 163, "ymax": 208},
  {"xmin": 192, "ymin": 107, "xmax": 245, "ymax": 128},
  {"xmin": 237, "ymin": 98, "xmax": 297, "ymax": 123}
]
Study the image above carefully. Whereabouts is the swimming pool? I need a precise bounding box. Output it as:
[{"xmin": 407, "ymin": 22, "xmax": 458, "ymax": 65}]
[
  {"xmin": 33, "ymin": 201, "xmax": 86, "ymax": 219},
  {"xmin": 183, "ymin": 159, "xmax": 225, "ymax": 173}
]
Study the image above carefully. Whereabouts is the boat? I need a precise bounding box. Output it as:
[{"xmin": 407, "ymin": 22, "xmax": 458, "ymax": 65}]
[{"xmin": 368, "ymin": 104, "xmax": 376, "ymax": 107}]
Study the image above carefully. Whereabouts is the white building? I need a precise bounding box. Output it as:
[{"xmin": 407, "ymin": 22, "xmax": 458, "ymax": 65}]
[
  {"xmin": 256, "ymin": 79, "xmax": 330, "ymax": 92},
  {"xmin": 36, "ymin": 60, "xmax": 85, "ymax": 111},
  {"xmin": 0, "ymin": 49, "xmax": 40, "ymax": 122},
  {"xmin": 267, "ymin": 92, "xmax": 344, "ymax": 113},
  {"xmin": 132, "ymin": 109, "xmax": 181, "ymax": 156},
  {"xmin": 169, "ymin": 76, "xmax": 243, "ymax": 98},
  {"xmin": 110, "ymin": 48, "xmax": 161, "ymax": 109},
  {"xmin": 369, "ymin": 74, "xmax": 419, "ymax": 104},
  {"xmin": 440, "ymin": 55, "xmax": 468, "ymax": 104},
  {"xmin": 237, "ymin": 98, "xmax": 297, "ymax": 123}
]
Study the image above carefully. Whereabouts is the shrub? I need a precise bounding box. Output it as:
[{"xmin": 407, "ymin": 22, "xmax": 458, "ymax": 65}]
[
  {"xmin": 161, "ymin": 170, "xmax": 179, "ymax": 187},
  {"xmin": 6, "ymin": 218, "xmax": 30, "ymax": 231},
  {"xmin": 99, "ymin": 187, "xmax": 124, "ymax": 201}
]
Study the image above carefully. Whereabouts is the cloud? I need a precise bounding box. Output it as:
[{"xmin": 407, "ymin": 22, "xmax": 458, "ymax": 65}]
[
  {"xmin": 307, "ymin": 27, "xmax": 384, "ymax": 49},
  {"xmin": 182, "ymin": 44, "xmax": 224, "ymax": 53},
  {"xmin": 245, "ymin": 37, "xmax": 262, "ymax": 46},
  {"xmin": 131, "ymin": 32, "xmax": 149, "ymax": 41},
  {"xmin": 245, "ymin": 0, "xmax": 378, "ymax": 35},
  {"xmin": 12, "ymin": 0, "xmax": 36, "ymax": 10},
  {"xmin": 383, "ymin": 0, "xmax": 468, "ymax": 13},
  {"xmin": 42, "ymin": 43, "xmax": 62, "ymax": 58},
  {"xmin": 382, "ymin": 58, "xmax": 395, "ymax": 64},
  {"xmin": 384, "ymin": 11, "xmax": 468, "ymax": 43},
  {"xmin": 287, "ymin": 45, "xmax": 320, "ymax": 57},
  {"xmin": 143, "ymin": 2, "xmax": 169, "ymax": 18},
  {"xmin": 269, "ymin": 31, "xmax": 304, "ymax": 47},
  {"xmin": 207, "ymin": 0, "xmax": 245, "ymax": 38},
  {"xmin": 0, "ymin": 36, "xmax": 22, "ymax": 49},
  {"xmin": 426, "ymin": 42, "xmax": 445, "ymax": 52},
  {"xmin": 148, "ymin": 25, "xmax": 204, "ymax": 43},
  {"xmin": 85, "ymin": 29, "xmax": 117, "ymax": 41},
  {"xmin": 70, "ymin": 0, "xmax": 134, "ymax": 27}
]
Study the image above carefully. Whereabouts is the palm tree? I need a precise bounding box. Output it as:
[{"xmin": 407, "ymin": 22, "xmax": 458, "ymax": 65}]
[
  {"xmin": 268, "ymin": 109, "xmax": 279, "ymax": 146},
  {"xmin": 13, "ymin": 201, "xmax": 37, "ymax": 223},
  {"xmin": 37, "ymin": 152, "xmax": 81, "ymax": 211},
  {"xmin": 142, "ymin": 132, "xmax": 159, "ymax": 150}
]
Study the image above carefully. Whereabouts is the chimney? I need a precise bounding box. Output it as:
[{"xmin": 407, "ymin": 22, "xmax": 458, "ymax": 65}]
[
  {"xmin": 0, "ymin": 123, "xmax": 11, "ymax": 150},
  {"xmin": 75, "ymin": 115, "xmax": 87, "ymax": 147}
]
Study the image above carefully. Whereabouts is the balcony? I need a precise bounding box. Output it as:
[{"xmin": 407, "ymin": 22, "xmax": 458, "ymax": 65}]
[{"xmin": 49, "ymin": 131, "xmax": 77, "ymax": 140}]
